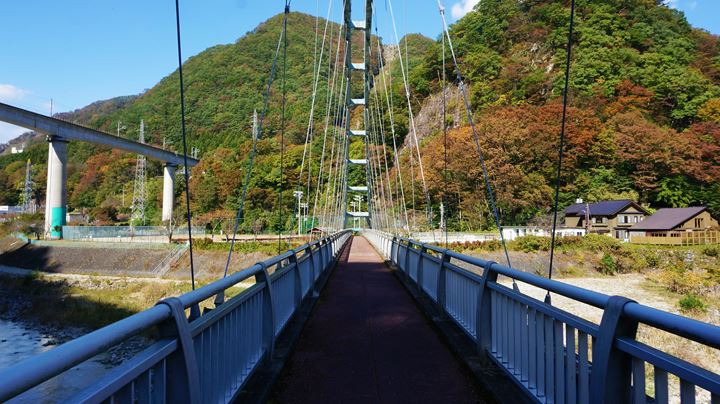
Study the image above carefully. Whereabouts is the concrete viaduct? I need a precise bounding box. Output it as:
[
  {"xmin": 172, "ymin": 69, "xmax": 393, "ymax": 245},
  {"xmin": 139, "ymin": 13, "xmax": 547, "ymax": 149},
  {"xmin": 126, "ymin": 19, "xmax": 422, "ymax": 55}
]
[{"xmin": 0, "ymin": 102, "xmax": 199, "ymax": 239}]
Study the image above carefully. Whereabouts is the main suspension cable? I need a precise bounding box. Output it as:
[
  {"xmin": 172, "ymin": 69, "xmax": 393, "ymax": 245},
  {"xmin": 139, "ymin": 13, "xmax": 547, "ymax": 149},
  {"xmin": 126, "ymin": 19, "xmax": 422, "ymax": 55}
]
[
  {"xmin": 437, "ymin": 1, "xmax": 512, "ymax": 270},
  {"xmin": 441, "ymin": 14, "xmax": 448, "ymax": 248},
  {"xmin": 277, "ymin": 1, "xmax": 290, "ymax": 253},
  {"xmin": 217, "ymin": 3, "xmax": 290, "ymax": 290},
  {"xmin": 547, "ymin": 0, "xmax": 577, "ymax": 293},
  {"xmin": 173, "ymin": 0, "xmax": 197, "ymax": 294}
]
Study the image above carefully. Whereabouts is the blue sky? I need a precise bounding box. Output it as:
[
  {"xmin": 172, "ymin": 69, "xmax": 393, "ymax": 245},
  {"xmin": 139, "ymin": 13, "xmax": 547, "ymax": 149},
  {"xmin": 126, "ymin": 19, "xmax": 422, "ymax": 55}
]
[{"xmin": 0, "ymin": 0, "xmax": 718, "ymax": 143}]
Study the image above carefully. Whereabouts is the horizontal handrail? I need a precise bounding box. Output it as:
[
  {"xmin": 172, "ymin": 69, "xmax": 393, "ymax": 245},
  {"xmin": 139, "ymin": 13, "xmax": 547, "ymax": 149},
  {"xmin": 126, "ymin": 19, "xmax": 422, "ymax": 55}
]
[
  {"xmin": 0, "ymin": 230, "xmax": 352, "ymax": 402},
  {"xmin": 0, "ymin": 305, "xmax": 172, "ymax": 400},
  {"xmin": 364, "ymin": 229, "xmax": 720, "ymax": 403}
]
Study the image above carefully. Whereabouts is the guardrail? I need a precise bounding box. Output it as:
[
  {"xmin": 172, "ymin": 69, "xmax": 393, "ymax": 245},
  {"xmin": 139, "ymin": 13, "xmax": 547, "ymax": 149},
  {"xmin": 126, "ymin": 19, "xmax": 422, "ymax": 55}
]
[
  {"xmin": 364, "ymin": 229, "xmax": 720, "ymax": 404},
  {"xmin": 0, "ymin": 230, "xmax": 352, "ymax": 403}
]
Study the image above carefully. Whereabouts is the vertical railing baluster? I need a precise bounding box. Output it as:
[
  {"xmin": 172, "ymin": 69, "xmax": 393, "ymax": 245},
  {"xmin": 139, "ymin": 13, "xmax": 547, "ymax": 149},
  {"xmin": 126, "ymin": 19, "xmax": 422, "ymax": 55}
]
[
  {"xmin": 536, "ymin": 311, "xmax": 546, "ymax": 399},
  {"xmin": 680, "ymin": 380, "xmax": 695, "ymax": 404},
  {"xmin": 545, "ymin": 314, "xmax": 554, "ymax": 402},
  {"xmin": 654, "ymin": 367, "xmax": 668, "ymax": 404},
  {"xmin": 566, "ymin": 326, "xmax": 576, "ymax": 404},
  {"xmin": 578, "ymin": 331, "xmax": 589, "ymax": 404},
  {"xmin": 632, "ymin": 358, "xmax": 645, "ymax": 404},
  {"xmin": 554, "ymin": 320, "xmax": 565, "ymax": 404},
  {"xmin": 529, "ymin": 308, "xmax": 537, "ymax": 392}
]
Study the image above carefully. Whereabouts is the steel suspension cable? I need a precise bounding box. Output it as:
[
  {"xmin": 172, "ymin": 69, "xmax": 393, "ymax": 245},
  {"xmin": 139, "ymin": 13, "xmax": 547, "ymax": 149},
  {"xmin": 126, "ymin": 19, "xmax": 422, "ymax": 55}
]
[
  {"xmin": 373, "ymin": 6, "xmax": 409, "ymax": 234},
  {"xmin": 441, "ymin": 15, "xmax": 449, "ymax": 248},
  {"xmin": 173, "ymin": 0, "xmax": 197, "ymax": 295},
  {"xmin": 312, "ymin": 15, "xmax": 343, "ymax": 233},
  {"xmin": 547, "ymin": 0, "xmax": 576, "ymax": 294},
  {"xmin": 277, "ymin": 1, "xmax": 289, "ymax": 253},
  {"xmin": 387, "ymin": 0, "xmax": 435, "ymax": 238},
  {"xmin": 296, "ymin": 0, "xmax": 336, "ymax": 232},
  {"xmin": 437, "ymin": 2, "xmax": 512, "ymax": 270},
  {"xmin": 322, "ymin": 50, "xmax": 347, "ymax": 230},
  {"xmin": 217, "ymin": 3, "xmax": 290, "ymax": 289},
  {"xmin": 370, "ymin": 58, "xmax": 399, "ymax": 234}
]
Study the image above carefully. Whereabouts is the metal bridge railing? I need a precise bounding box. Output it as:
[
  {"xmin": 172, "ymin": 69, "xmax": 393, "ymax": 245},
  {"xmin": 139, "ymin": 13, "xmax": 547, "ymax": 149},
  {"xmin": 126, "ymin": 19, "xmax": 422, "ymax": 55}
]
[
  {"xmin": 364, "ymin": 229, "xmax": 720, "ymax": 404},
  {"xmin": 0, "ymin": 230, "xmax": 352, "ymax": 403}
]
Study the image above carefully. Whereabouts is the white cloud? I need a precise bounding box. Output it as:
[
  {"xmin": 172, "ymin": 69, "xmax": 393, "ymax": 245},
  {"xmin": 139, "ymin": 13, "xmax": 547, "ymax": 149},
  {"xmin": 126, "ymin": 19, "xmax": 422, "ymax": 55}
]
[
  {"xmin": 451, "ymin": 0, "xmax": 480, "ymax": 19},
  {"xmin": 0, "ymin": 84, "xmax": 30, "ymax": 103},
  {"xmin": 663, "ymin": 0, "xmax": 679, "ymax": 8}
]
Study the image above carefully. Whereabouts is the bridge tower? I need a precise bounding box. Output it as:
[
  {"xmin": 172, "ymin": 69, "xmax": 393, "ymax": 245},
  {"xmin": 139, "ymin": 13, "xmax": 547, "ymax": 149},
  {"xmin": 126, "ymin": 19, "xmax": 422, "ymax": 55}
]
[{"xmin": 342, "ymin": 0, "xmax": 373, "ymax": 230}]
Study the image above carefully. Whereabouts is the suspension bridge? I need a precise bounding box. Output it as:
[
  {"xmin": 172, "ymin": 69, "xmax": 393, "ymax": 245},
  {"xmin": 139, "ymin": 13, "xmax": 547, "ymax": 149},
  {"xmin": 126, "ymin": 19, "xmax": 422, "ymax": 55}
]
[{"xmin": 0, "ymin": 0, "xmax": 718, "ymax": 403}]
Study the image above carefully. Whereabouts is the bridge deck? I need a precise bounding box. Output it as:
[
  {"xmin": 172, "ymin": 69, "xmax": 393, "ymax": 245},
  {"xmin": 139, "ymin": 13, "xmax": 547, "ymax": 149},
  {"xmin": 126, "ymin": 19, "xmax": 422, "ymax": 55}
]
[{"xmin": 272, "ymin": 236, "xmax": 484, "ymax": 403}]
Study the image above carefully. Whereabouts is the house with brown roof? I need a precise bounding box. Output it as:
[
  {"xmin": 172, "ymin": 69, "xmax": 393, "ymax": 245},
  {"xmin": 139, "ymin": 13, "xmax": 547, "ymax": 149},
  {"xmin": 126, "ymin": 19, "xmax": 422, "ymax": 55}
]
[
  {"xmin": 564, "ymin": 199, "xmax": 650, "ymax": 240},
  {"xmin": 628, "ymin": 206, "xmax": 719, "ymax": 245}
]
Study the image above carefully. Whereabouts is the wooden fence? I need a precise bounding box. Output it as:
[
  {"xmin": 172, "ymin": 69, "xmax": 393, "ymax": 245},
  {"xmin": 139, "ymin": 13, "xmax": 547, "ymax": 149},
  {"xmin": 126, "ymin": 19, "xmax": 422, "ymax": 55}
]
[{"xmin": 630, "ymin": 230, "xmax": 719, "ymax": 245}]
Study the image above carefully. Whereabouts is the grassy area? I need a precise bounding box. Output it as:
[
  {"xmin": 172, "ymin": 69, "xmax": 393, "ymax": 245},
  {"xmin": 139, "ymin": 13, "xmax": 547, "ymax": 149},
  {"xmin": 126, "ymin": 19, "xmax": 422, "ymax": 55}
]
[{"xmin": 192, "ymin": 238, "xmax": 304, "ymax": 254}]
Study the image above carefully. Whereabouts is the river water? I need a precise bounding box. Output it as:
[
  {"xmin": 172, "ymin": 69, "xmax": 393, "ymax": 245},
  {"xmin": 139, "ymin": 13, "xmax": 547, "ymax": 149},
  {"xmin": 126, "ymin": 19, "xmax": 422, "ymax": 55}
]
[{"xmin": 0, "ymin": 319, "xmax": 111, "ymax": 403}]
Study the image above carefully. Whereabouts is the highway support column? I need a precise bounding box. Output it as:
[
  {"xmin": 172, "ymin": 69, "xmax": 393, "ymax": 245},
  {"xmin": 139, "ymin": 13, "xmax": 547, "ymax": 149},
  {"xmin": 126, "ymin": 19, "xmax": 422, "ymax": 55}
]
[
  {"xmin": 162, "ymin": 163, "xmax": 176, "ymax": 222},
  {"xmin": 45, "ymin": 136, "xmax": 68, "ymax": 239}
]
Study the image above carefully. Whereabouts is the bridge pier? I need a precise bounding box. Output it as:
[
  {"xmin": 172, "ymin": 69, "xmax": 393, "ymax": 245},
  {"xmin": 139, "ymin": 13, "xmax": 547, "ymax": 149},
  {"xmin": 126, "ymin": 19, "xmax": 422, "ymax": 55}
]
[
  {"xmin": 162, "ymin": 163, "xmax": 176, "ymax": 222},
  {"xmin": 44, "ymin": 136, "xmax": 68, "ymax": 239}
]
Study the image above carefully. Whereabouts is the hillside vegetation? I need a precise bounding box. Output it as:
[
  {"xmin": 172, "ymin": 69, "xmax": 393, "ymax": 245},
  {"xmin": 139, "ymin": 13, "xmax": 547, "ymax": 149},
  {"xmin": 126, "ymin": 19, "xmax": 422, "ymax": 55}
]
[
  {"xmin": 0, "ymin": 1, "xmax": 718, "ymax": 232},
  {"xmin": 394, "ymin": 0, "xmax": 719, "ymax": 229}
]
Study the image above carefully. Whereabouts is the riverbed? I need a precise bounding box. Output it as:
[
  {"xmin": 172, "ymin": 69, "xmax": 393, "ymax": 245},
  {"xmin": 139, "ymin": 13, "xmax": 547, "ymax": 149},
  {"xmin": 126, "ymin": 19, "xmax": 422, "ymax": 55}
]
[{"xmin": 0, "ymin": 319, "xmax": 111, "ymax": 403}]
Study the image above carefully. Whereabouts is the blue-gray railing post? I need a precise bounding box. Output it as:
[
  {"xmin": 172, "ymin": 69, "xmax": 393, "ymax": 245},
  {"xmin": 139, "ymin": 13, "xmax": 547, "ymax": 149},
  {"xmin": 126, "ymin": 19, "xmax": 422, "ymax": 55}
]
[
  {"xmin": 288, "ymin": 251, "xmax": 302, "ymax": 307},
  {"xmin": 306, "ymin": 245, "xmax": 319, "ymax": 297},
  {"xmin": 590, "ymin": 296, "xmax": 639, "ymax": 404},
  {"xmin": 476, "ymin": 260, "xmax": 498, "ymax": 351},
  {"xmin": 391, "ymin": 236, "xmax": 398, "ymax": 264},
  {"xmin": 403, "ymin": 240, "xmax": 411, "ymax": 281},
  {"xmin": 155, "ymin": 297, "xmax": 201, "ymax": 404},
  {"xmin": 437, "ymin": 250, "xmax": 450, "ymax": 309},
  {"xmin": 417, "ymin": 244, "xmax": 427, "ymax": 291},
  {"xmin": 254, "ymin": 262, "xmax": 276, "ymax": 356},
  {"xmin": 319, "ymin": 238, "xmax": 327, "ymax": 269}
]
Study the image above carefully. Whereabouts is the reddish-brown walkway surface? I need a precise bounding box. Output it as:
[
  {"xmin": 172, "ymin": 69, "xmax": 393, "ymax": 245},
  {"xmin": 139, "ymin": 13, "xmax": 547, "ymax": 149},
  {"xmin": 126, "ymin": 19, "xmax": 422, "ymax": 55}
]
[{"xmin": 272, "ymin": 236, "xmax": 484, "ymax": 403}]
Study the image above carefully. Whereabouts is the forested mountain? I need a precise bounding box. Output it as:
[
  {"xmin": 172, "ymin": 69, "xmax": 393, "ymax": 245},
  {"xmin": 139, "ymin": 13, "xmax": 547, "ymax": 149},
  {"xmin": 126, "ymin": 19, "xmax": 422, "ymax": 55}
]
[
  {"xmin": 0, "ymin": 1, "xmax": 718, "ymax": 232},
  {"xmin": 400, "ymin": 0, "xmax": 720, "ymax": 228}
]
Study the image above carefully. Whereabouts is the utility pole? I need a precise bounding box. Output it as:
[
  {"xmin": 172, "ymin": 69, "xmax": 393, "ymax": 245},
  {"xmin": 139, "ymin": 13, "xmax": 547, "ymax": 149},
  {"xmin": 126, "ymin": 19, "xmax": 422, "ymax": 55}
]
[
  {"xmin": 131, "ymin": 120, "xmax": 147, "ymax": 225},
  {"xmin": 585, "ymin": 202, "xmax": 591, "ymax": 235}
]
